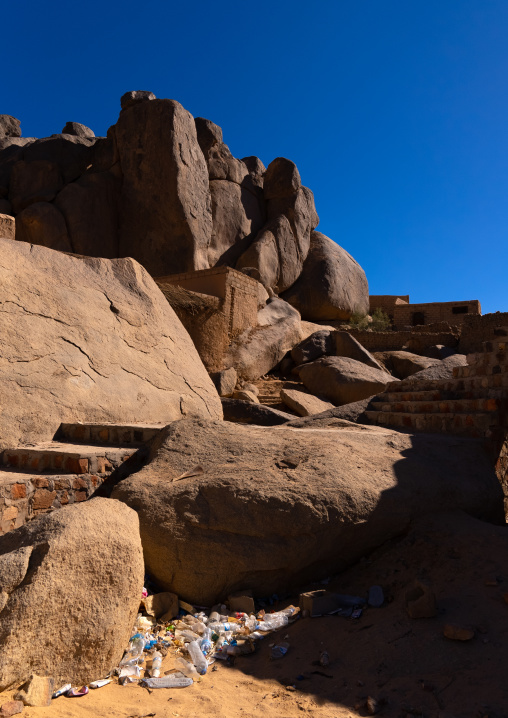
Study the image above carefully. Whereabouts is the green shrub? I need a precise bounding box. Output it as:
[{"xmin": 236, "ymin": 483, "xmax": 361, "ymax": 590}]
[{"xmin": 348, "ymin": 308, "xmax": 391, "ymax": 332}]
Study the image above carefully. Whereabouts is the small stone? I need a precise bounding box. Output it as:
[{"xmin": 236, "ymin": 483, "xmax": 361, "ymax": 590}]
[
  {"xmin": 14, "ymin": 674, "xmax": 54, "ymax": 707},
  {"xmin": 232, "ymin": 389, "xmax": 259, "ymax": 404},
  {"xmin": 286, "ymin": 685, "xmax": 296, "ymax": 691},
  {"xmin": 0, "ymin": 701, "xmax": 24, "ymax": 717},
  {"xmin": 443, "ymin": 624, "xmax": 475, "ymax": 641},
  {"xmin": 366, "ymin": 696, "xmax": 380, "ymax": 715}
]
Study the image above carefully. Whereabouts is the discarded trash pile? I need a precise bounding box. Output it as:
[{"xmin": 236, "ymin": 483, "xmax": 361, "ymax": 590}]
[{"xmin": 49, "ymin": 583, "xmax": 385, "ymax": 700}]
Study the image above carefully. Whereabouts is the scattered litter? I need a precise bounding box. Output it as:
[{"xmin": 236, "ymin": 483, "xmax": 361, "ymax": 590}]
[
  {"xmin": 52, "ymin": 684, "xmax": 71, "ymax": 699},
  {"xmin": 141, "ymin": 674, "xmax": 193, "ymax": 689},
  {"xmin": 89, "ymin": 679, "xmax": 111, "ymax": 689},
  {"xmin": 319, "ymin": 650, "xmax": 330, "ymax": 667},
  {"xmin": 299, "ymin": 589, "xmax": 366, "ymax": 617},
  {"xmin": 66, "ymin": 686, "xmax": 89, "ymax": 697},
  {"xmin": 351, "ymin": 607, "xmax": 363, "ymax": 619},
  {"xmin": 270, "ymin": 641, "xmax": 289, "ymax": 659}
]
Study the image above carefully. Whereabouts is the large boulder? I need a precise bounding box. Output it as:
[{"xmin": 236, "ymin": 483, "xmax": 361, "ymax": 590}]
[
  {"xmin": 333, "ymin": 331, "xmax": 385, "ymax": 371},
  {"xmin": 285, "ymin": 398, "xmax": 372, "ymax": 427},
  {"xmin": 112, "ymin": 417, "xmax": 504, "ymax": 605},
  {"xmin": 291, "ymin": 330, "xmax": 334, "ymax": 365},
  {"xmin": 396, "ymin": 354, "xmax": 468, "ymax": 386},
  {"xmin": 0, "ymin": 498, "xmax": 144, "ymax": 689},
  {"xmin": 226, "ymin": 298, "xmax": 302, "ymax": 381},
  {"xmin": 376, "ymin": 350, "xmax": 440, "ymax": 379},
  {"xmin": 115, "ymin": 99, "xmax": 212, "ymax": 276},
  {"xmin": 281, "ymin": 231, "xmax": 369, "ymax": 321},
  {"xmin": 0, "ymin": 213, "xmax": 15, "ymax": 239},
  {"xmin": 0, "ymin": 238, "xmax": 222, "ymax": 450},
  {"xmin": 299, "ymin": 356, "xmax": 395, "ymax": 405},
  {"xmin": 280, "ymin": 387, "xmax": 334, "ymax": 416}
]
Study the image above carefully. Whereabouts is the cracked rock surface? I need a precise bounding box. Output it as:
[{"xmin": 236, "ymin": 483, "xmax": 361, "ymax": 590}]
[{"xmin": 0, "ymin": 238, "xmax": 222, "ymax": 450}]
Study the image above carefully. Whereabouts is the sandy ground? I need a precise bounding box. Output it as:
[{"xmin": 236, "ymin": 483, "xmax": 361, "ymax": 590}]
[{"xmin": 2, "ymin": 510, "xmax": 507, "ymax": 718}]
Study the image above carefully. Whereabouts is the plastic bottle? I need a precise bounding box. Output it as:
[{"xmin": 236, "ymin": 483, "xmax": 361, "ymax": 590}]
[
  {"xmin": 270, "ymin": 641, "xmax": 290, "ymax": 659},
  {"xmin": 141, "ymin": 674, "xmax": 193, "ymax": 689},
  {"xmin": 175, "ymin": 628, "xmax": 201, "ymax": 642},
  {"xmin": 187, "ymin": 640, "xmax": 208, "ymax": 675},
  {"xmin": 200, "ymin": 627, "xmax": 213, "ymax": 655},
  {"xmin": 209, "ymin": 611, "xmax": 220, "ymax": 623},
  {"xmin": 128, "ymin": 633, "xmax": 146, "ymax": 657},
  {"xmin": 175, "ymin": 656, "xmax": 199, "ymax": 679},
  {"xmin": 151, "ymin": 651, "xmax": 162, "ymax": 678},
  {"xmin": 256, "ymin": 613, "xmax": 288, "ymax": 632}
]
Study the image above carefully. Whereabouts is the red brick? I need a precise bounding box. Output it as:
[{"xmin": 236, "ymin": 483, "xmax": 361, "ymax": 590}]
[
  {"xmin": 74, "ymin": 491, "xmax": 87, "ymax": 502},
  {"xmin": 11, "ymin": 483, "xmax": 27, "ymax": 499},
  {"xmin": 54, "ymin": 479, "xmax": 70, "ymax": 490},
  {"xmin": 98, "ymin": 428, "xmax": 109, "ymax": 442},
  {"xmin": 97, "ymin": 457, "xmax": 112, "ymax": 473},
  {"xmin": 59, "ymin": 491, "xmax": 69, "ymax": 505},
  {"xmin": 64, "ymin": 457, "xmax": 89, "ymax": 474},
  {"xmin": 53, "ymin": 454, "xmax": 64, "ymax": 469},
  {"xmin": 90, "ymin": 475, "xmax": 99, "ymax": 487}
]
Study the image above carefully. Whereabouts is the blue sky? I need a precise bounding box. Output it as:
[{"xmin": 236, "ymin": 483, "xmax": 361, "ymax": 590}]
[{"xmin": 4, "ymin": 0, "xmax": 508, "ymax": 313}]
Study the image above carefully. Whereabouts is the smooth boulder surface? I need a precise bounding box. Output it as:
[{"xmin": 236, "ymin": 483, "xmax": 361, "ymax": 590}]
[
  {"xmin": 291, "ymin": 330, "xmax": 334, "ymax": 365},
  {"xmin": 333, "ymin": 331, "xmax": 385, "ymax": 370},
  {"xmin": 282, "ymin": 231, "xmax": 369, "ymax": 321},
  {"xmin": 299, "ymin": 356, "xmax": 395, "ymax": 405},
  {"xmin": 280, "ymin": 388, "xmax": 334, "ymax": 416},
  {"xmin": 15, "ymin": 201, "xmax": 72, "ymax": 252},
  {"xmin": 0, "ymin": 116, "xmax": 21, "ymax": 139},
  {"xmin": 115, "ymin": 99, "xmax": 212, "ymax": 275},
  {"xmin": 376, "ymin": 350, "xmax": 440, "ymax": 379},
  {"xmin": 227, "ymin": 298, "xmax": 302, "ymax": 381},
  {"xmin": 0, "ymin": 239, "xmax": 222, "ymax": 450},
  {"xmin": 396, "ymin": 354, "xmax": 468, "ymax": 386},
  {"xmin": 221, "ymin": 398, "xmax": 293, "ymax": 425},
  {"xmin": 284, "ymin": 398, "xmax": 372, "ymax": 427},
  {"xmin": 0, "ymin": 498, "xmax": 144, "ymax": 689},
  {"xmin": 112, "ymin": 417, "xmax": 504, "ymax": 605}
]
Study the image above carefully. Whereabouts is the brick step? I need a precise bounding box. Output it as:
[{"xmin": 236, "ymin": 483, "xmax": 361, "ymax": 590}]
[
  {"xmin": 364, "ymin": 410, "xmax": 497, "ymax": 437},
  {"xmin": 385, "ymin": 371, "xmax": 508, "ymax": 396},
  {"xmin": 57, "ymin": 422, "xmax": 165, "ymax": 446},
  {"xmin": 1, "ymin": 442, "xmax": 138, "ymax": 474},
  {"xmin": 0, "ymin": 470, "xmax": 107, "ymax": 535},
  {"xmin": 369, "ymin": 398, "xmax": 501, "ymax": 415},
  {"xmin": 453, "ymin": 361, "xmax": 508, "ymax": 379},
  {"xmin": 376, "ymin": 385, "xmax": 508, "ymax": 404}
]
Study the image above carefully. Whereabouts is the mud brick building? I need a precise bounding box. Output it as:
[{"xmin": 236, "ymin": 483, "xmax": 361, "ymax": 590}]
[{"xmin": 370, "ymin": 295, "xmax": 481, "ymax": 329}]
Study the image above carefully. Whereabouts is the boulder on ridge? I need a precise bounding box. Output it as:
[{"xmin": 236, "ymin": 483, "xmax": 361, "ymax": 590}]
[
  {"xmin": 0, "ymin": 498, "xmax": 144, "ymax": 689},
  {"xmin": 112, "ymin": 417, "xmax": 504, "ymax": 605},
  {"xmin": 281, "ymin": 231, "xmax": 369, "ymax": 321},
  {"xmin": 0, "ymin": 238, "xmax": 222, "ymax": 450}
]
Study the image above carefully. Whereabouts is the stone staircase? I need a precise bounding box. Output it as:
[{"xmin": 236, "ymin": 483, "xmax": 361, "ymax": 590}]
[
  {"xmin": 365, "ymin": 337, "xmax": 508, "ymax": 439},
  {"xmin": 0, "ymin": 422, "xmax": 165, "ymax": 535}
]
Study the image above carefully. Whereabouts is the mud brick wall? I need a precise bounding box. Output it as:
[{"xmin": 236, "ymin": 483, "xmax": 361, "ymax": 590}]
[
  {"xmin": 157, "ymin": 267, "xmax": 260, "ymax": 373},
  {"xmin": 459, "ymin": 312, "xmax": 508, "ymax": 354},
  {"xmin": 0, "ymin": 473, "xmax": 105, "ymax": 535},
  {"xmin": 348, "ymin": 329, "xmax": 458, "ymax": 352},
  {"xmin": 394, "ymin": 300, "xmax": 480, "ymax": 329},
  {"xmin": 369, "ymin": 295, "xmax": 409, "ymax": 318}
]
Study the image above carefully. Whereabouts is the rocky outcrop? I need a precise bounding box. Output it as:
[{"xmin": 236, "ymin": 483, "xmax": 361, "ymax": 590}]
[
  {"xmin": 333, "ymin": 331, "xmax": 385, "ymax": 370},
  {"xmin": 281, "ymin": 231, "xmax": 369, "ymax": 320},
  {"xmin": 298, "ymin": 356, "xmax": 395, "ymax": 405},
  {"xmin": 2, "ymin": 93, "xmax": 368, "ymax": 326},
  {"xmin": 0, "ymin": 238, "xmax": 222, "ymax": 450},
  {"xmin": 0, "ymin": 498, "xmax": 144, "ymax": 689},
  {"xmin": 115, "ymin": 99, "xmax": 212, "ymax": 275},
  {"xmin": 0, "ymin": 213, "xmax": 15, "ymax": 239},
  {"xmin": 227, "ymin": 298, "xmax": 302, "ymax": 381},
  {"xmin": 374, "ymin": 350, "xmax": 440, "ymax": 379},
  {"xmin": 112, "ymin": 417, "xmax": 504, "ymax": 605},
  {"xmin": 291, "ymin": 330, "xmax": 334, "ymax": 365},
  {"xmin": 236, "ymin": 158, "xmax": 319, "ymax": 292}
]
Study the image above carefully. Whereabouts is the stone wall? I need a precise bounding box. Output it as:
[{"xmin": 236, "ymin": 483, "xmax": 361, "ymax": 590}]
[
  {"xmin": 0, "ymin": 473, "xmax": 104, "ymax": 535},
  {"xmin": 369, "ymin": 295, "xmax": 409, "ymax": 320},
  {"xmin": 459, "ymin": 312, "xmax": 508, "ymax": 354}
]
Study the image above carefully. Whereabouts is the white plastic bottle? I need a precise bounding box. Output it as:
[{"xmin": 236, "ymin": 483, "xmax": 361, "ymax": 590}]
[
  {"xmin": 187, "ymin": 640, "xmax": 208, "ymax": 675},
  {"xmin": 151, "ymin": 651, "xmax": 162, "ymax": 677}
]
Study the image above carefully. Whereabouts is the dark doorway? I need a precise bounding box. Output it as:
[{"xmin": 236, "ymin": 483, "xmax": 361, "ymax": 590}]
[{"xmin": 412, "ymin": 311, "xmax": 425, "ymax": 326}]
